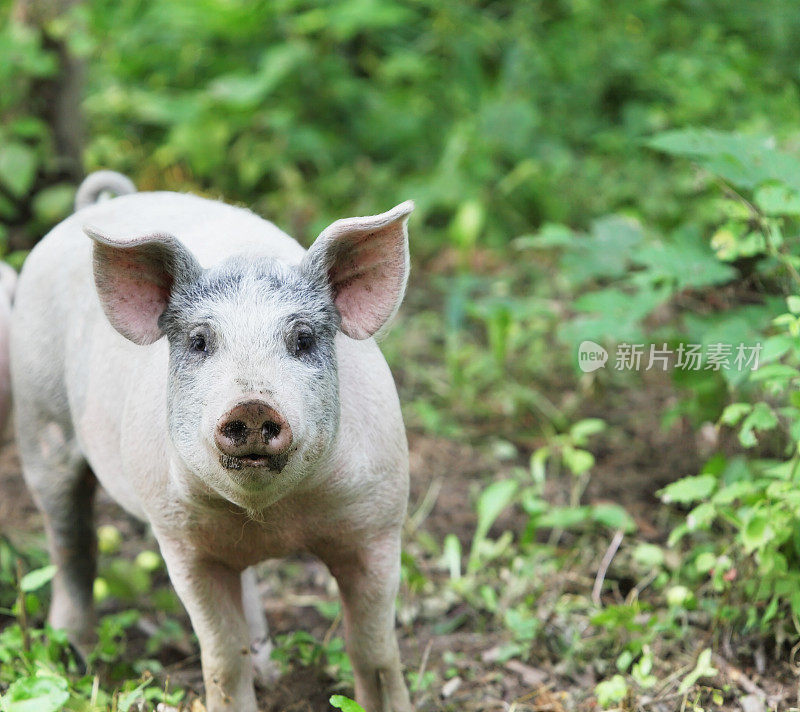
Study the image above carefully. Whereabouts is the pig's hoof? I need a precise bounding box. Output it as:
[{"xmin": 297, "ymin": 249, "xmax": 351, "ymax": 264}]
[{"xmin": 251, "ymin": 637, "xmax": 281, "ymax": 687}]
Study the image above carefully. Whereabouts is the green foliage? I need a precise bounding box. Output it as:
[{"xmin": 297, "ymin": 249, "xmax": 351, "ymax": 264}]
[
  {"xmin": 677, "ymin": 650, "xmax": 717, "ymax": 694},
  {"xmin": 329, "ymin": 695, "xmax": 366, "ymax": 712},
  {"xmin": 2, "ymin": 674, "xmax": 70, "ymax": 712},
  {"xmin": 0, "ymin": 10, "xmax": 72, "ymax": 249},
  {"xmin": 595, "ymin": 674, "xmax": 628, "ymax": 708},
  {"xmin": 271, "ymin": 631, "xmax": 353, "ymax": 686},
  {"xmin": 637, "ymin": 134, "xmax": 800, "ymax": 639},
  {"xmin": 0, "ymin": 620, "xmax": 184, "ymax": 712},
  {"xmin": 18, "ymin": 566, "xmax": 56, "ymax": 594},
  {"xmin": 467, "ymin": 480, "xmax": 518, "ymax": 574},
  {"xmin": 428, "ymin": 128, "xmax": 800, "ymax": 703},
  {"xmin": 0, "ymin": 0, "xmax": 776, "ymax": 251}
]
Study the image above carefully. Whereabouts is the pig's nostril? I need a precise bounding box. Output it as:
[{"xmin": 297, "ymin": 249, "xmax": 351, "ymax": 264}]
[
  {"xmin": 215, "ymin": 400, "xmax": 292, "ymax": 460},
  {"xmin": 221, "ymin": 420, "xmax": 249, "ymax": 443},
  {"xmin": 261, "ymin": 420, "xmax": 282, "ymax": 441}
]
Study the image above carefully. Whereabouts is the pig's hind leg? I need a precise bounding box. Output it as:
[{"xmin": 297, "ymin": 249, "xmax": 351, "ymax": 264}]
[
  {"xmin": 17, "ymin": 419, "xmax": 97, "ymax": 659},
  {"xmin": 241, "ymin": 566, "xmax": 280, "ymax": 685}
]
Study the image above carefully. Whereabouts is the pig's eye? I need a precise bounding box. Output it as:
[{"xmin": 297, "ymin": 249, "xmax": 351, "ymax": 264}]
[
  {"xmin": 293, "ymin": 330, "xmax": 315, "ymax": 357},
  {"xmin": 190, "ymin": 333, "xmax": 208, "ymax": 353}
]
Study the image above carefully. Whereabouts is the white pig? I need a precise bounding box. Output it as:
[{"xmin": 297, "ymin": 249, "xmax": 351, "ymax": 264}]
[{"xmin": 10, "ymin": 171, "xmax": 414, "ymax": 712}]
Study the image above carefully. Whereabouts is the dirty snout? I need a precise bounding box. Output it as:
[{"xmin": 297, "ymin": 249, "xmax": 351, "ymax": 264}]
[{"xmin": 215, "ymin": 400, "xmax": 293, "ymax": 472}]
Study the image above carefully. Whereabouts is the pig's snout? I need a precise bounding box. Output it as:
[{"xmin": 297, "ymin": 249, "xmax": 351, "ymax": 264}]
[{"xmin": 215, "ymin": 401, "xmax": 293, "ymax": 468}]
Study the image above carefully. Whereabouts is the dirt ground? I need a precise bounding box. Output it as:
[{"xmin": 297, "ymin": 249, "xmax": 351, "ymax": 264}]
[{"xmin": 1, "ymin": 384, "xmax": 799, "ymax": 711}]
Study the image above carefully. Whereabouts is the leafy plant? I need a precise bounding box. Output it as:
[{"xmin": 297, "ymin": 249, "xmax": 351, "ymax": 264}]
[
  {"xmin": 640, "ymin": 132, "xmax": 800, "ymax": 641},
  {"xmin": 271, "ymin": 631, "xmax": 353, "ymax": 686},
  {"xmin": 329, "ymin": 694, "xmax": 366, "ymax": 712}
]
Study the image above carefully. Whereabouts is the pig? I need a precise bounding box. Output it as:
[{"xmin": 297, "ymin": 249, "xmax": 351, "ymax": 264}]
[
  {"xmin": 10, "ymin": 171, "xmax": 414, "ymax": 712},
  {"xmin": 0, "ymin": 262, "xmax": 17, "ymax": 436}
]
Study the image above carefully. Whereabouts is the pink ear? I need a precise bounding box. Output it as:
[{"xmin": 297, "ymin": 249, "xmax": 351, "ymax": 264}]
[
  {"xmin": 304, "ymin": 201, "xmax": 414, "ymax": 339},
  {"xmin": 84, "ymin": 226, "xmax": 200, "ymax": 345}
]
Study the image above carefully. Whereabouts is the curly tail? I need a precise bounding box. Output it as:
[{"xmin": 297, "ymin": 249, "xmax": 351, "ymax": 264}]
[{"xmin": 75, "ymin": 170, "xmax": 137, "ymax": 211}]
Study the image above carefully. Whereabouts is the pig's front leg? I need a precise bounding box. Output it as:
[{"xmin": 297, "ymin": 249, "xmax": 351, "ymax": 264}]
[
  {"xmin": 326, "ymin": 534, "xmax": 412, "ymax": 712},
  {"xmin": 158, "ymin": 539, "xmax": 257, "ymax": 712}
]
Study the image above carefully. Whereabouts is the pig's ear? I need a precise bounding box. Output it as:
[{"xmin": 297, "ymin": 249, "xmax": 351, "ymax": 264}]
[
  {"xmin": 84, "ymin": 226, "xmax": 202, "ymax": 345},
  {"xmin": 302, "ymin": 200, "xmax": 414, "ymax": 339}
]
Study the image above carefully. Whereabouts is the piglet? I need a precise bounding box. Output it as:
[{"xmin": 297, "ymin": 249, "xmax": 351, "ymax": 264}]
[{"xmin": 10, "ymin": 172, "xmax": 414, "ymax": 712}]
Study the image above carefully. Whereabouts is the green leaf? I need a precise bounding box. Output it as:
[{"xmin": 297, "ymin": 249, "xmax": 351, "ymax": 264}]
[
  {"xmin": 117, "ymin": 678, "xmax": 153, "ymax": 712},
  {"xmin": 712, "ymin": 480, "xmax": 757, "ymax": 504},
  {"xmin": 97, "ymin": 524, "xmax": 122, "ymax": 554},
  {"xmin": 537, "ymin": 505, "xmax": 591, "ymax": 529},
  {"xmin": 738, "ymin": 402, "xmax": 778, "ymax": 448},
  {"xmin": 529, "ymin": 446, "xmax": 549, "ymax": 484},
  {"xmin": 1, "ymin": 676, "xmax": 70, "ymax": 712},
  {"xmin": 595, "ymin": 674, "xmax": 628, "ymax": 708},
  {"xmin": 648, "ymin": 130, "xmax": 800, "ymax": 191},
  {"xmin": 562, "ymin": 446, "xmax": 594, "ymax": 476},
  {"xmin": 666, "ymin": 585, "xmax": 694, "ymax": 608},
  {"xmin": 591, "ymin": 504, "xmax": 636, "ymax": 533},
  {"xmin": 678, "ymin": 649, "xmax": 717, "ymax": 694},
  {"xmin": 695, "ymin": 552, "xmax": 716, "ymax": 574},
  {"xmin": 474, "ymin": 480, "xmax": 518, "ymax": 543},
  {"xmin": 719, "ymin": 402, "xmax": 751, "ymax": 426},
  {"xmin": 468, "ymin": 479, "xmax": 518, "ymax": 573},
  {"xmin": 635, "ymin": 225, "xmax": 737, "ymax": 291},
  {"xmin": 559, "ymin": 215, "xmax": 643, "ymax": 286},
  {"xmin": 632, "ymin": 651, "xmax": 657, "ymax": 689},
  {"xmin": 561, "ymin": 283, "xmax": 670, "ymax": 347},
  {"xmin": 659, "ymin": 475, "xmax": 717, "ymax": 504},
  {"xmin": 755, "ymin": 183, "xmax": 800, "ymax": 216},
  {"xmin": 504, "ymin": 606, "xmax": 540, "ymax": 642},
  {"xmin": 568, "ymin": 418, "xmax": 606, "ymax": 445},
  {"xmin": 748, "ymin": 363, "xmax": 800, "ymax": 383},
  {"xmin": 449, "ymin": 200, "xmax": 485, "ymax": 251},
  {"xmin": 19, "ymin": 565, "xmax": 57, "ymax": 593},
  {"xmin": 329, "ymin": 695, "xmax": 366, "ymax": 712},
  {"xmin": 209, "ymin": 44, "xmax": 310, "ymax": 110},
  {"xmin": 633, "ymin": 543, "xmax": 665, "ymax": 569},
  {"xmin": 442, "ymin": 533, "xmax": 462, "ymax": 580},
  {"xmin": 616, "ymin": 650, "xmax": 633, "ymax": 672},
  {"xmin": 742, "ymin": 514, "xmax": 772, "ymax": 551},
  {"xmin": 0, "ymin": 143, "xmax": 37, "ymax": 198},
  {"xmin": 31, "ymin": 184, "xmax": 75, "ymax": 226},
  {"xmin": 515, "ymin": 223, "xmax": 575, "ymax": 249}
]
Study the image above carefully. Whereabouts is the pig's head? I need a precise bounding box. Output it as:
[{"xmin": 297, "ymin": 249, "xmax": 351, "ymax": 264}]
[{"xmin": 84, "ymin": 201, "xmax": 413, "ymax": 511}]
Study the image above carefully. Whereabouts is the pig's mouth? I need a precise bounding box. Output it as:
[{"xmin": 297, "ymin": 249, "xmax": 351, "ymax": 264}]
[{"xmin": 219, "ymin": 452, "xmax": 289, "ymax": 473}]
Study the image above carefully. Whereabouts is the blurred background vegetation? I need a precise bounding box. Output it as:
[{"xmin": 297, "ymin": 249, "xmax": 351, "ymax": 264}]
[
  {"xmin": 4, "ymin": 0, "xmax": 800, "ymax": 248},
  {"xmin": 6, "ymin": 0, "xmax": 800, "ymax": 710}
]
